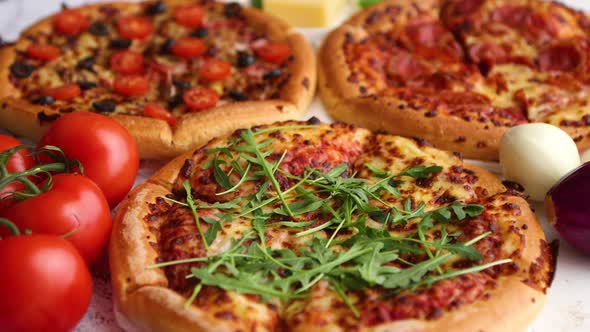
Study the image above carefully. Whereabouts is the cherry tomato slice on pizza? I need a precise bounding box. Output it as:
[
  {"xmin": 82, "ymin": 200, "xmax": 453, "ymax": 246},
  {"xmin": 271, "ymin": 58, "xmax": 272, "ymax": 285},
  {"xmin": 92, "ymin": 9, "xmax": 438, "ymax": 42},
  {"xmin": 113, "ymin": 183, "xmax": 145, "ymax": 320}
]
[
  {"xmin": 199, "ymin": 58, "xmax": 232, "ymax": 81},
  {"xmin": 43, "ymin": 84, "xmax": 81, "ymax": 101},
  {"xmin": 110, "ymin": 50, "xmax": 145, "ymax": 75},
  {"xmin": 183, "ymin": 87, "xmax": 219, "ymax": 111},
  {"xmin": 254, "ymin": 41, "xmax": 291, "ymax": 64},
  {"xmin": 26, "ymin": 44, "xmax": 61, "ymax": 61},
  {"xmin": 174, "ymin": 5, "xmax": 205, "ymax": 28},
  {"xmin": 0, "ymin": 235, "xmax": 92, "ymax": 332},
  {"xmin": 117, "ymin": 16, "xmax": 153, "ymax": 40},
  {"xmin": 53, "ymin": 9, "xmax": 89, "ymax": 35},
  {"xmin": 113, "ymin": 75, "xmax": 150, "ymax": 96},
  {"xmin": 171, "ymin": 37, "xmax": 206, "ymax": 58},
  {"xmin": 144, "ymin": 103, "xmax": 177, "ymax": 125}
]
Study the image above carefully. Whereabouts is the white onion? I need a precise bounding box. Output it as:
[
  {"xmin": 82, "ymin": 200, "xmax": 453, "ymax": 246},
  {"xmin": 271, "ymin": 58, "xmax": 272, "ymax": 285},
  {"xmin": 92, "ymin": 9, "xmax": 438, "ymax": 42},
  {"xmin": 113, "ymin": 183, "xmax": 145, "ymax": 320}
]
[{"xmin": 499, "ymin": 123, "xmax": 580, "ymax": 201}]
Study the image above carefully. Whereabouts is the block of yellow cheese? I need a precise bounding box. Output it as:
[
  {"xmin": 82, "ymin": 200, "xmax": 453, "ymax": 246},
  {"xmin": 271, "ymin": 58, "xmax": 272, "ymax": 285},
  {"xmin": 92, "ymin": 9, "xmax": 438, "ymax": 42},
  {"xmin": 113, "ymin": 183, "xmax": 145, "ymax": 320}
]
[{"xmin": 264, "ymin": 0, "xmax": 349, "ymax": 28}]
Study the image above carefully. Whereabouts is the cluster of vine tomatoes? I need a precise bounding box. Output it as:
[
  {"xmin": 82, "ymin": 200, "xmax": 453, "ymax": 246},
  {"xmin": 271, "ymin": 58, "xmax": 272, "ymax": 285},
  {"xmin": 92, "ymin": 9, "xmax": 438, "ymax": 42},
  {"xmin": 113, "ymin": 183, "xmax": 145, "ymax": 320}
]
[{"xmin": 0, "ymin": 112, "xmax": 139, "ymax": 332}]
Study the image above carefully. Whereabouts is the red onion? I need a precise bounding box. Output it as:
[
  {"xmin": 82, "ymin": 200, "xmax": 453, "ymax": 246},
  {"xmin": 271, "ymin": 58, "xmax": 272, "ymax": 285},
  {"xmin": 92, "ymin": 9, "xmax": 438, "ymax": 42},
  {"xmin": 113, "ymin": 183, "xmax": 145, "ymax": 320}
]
[{"xmin": 545, "ymin": 162, "xmax": 590, "ymax": 255}]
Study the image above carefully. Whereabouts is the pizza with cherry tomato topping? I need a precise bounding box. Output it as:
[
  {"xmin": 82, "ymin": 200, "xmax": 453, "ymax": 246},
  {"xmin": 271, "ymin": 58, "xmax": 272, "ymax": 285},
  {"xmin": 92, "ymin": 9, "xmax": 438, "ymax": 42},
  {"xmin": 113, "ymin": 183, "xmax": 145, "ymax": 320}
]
[
  {"xmin": 319, "ymin": 0, "xmax": 590, "ymax": 160},
  {"xmin": 110, "ymin": 119, "xmax": 554, "ymax": 332},
  {"xmin": 0, "ymin": 0, "xmax": 315, "ymax": 159}
]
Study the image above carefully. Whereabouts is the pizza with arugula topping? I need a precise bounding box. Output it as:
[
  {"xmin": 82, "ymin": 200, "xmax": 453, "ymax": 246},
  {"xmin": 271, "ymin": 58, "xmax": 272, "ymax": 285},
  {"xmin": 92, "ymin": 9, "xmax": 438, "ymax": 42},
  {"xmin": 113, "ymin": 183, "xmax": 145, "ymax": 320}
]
[
  {"xmin": 319, "ymin": 0, "xmax": 590, "ymax": 160},
  {"xmin": 110, "ymin": 119, "xmax": 554, "ymax": 332},
  {"xmin": 0, "ymin": 0, "xmax": 315, "ymax": 159}
]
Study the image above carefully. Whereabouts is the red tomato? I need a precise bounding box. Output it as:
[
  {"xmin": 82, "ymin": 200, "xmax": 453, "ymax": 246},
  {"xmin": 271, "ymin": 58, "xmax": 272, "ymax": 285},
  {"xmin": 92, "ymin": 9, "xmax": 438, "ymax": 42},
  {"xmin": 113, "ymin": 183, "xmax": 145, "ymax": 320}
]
[
  {"xmin": 26, "ymin": 44, "xmax": 61, "ymax": 61},
  {"xmin": 0, "ymin": 235, "xmax": 92, "ymax": 332},
  {"xmin": 0, "ymin": 134, "xmax": 33, "ymax": 177},
  {"xmin": 110, "ymin": 50, "xmax": 145, "ymax": 75},
  {"xmin": 199, "ymin": 58, "xmax": 232, "ymax": 81},
  {"xmin": 254, "ymin": 41, "xmax": 291, "ymax": 64},
  {"xmin": 183, "ymin": 87, "xmax": 219, "ymax": 111},
  {"xmin": 117, "ymin": 16, "xmax": 153, "ymax": 40},
  {"xmin": 43, "ymin": 84, "xmax": 81, "ymax": 101},
  {"xmin": 37, "ymin": 112, "xmax": 139, "ymax": 207},
  {"xmin": 0, "ymin": 135, "xmax": 34, "ymax": 210},
  {"xmin": 171, "ymin": 37, "xmax": 206, "ymax": 59},
  {"xmin": 53, "ymin": 9, "xmax": 89, "ymax": 35},
  {"xmin": 174, "ymin": 5, "xmax": 204, "ymax": 28},
  {"xmin": 113, "ymin": 75, "xmax": 150, "ymax": 96},
  {"xmin": 0, "ymin": 174, "xmax": 112, "ymax": 264},
  {"xmin": 144, "ymin": 103, "xmax": 177, "ymax": 125}
]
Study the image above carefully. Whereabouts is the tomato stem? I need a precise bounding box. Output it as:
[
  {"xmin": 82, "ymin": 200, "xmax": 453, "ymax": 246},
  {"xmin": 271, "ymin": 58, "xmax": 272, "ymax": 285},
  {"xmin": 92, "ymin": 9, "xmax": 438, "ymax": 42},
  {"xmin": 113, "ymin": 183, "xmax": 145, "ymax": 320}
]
[
  {"xmin": 18, "ymin": 177, "xmax": 42, "ymax": 195},
  {"xmin": 0, "ymin": 218, "xmax": 20, "ymax": 236},
  {"xmin": 0, "ymin": 163, "xmax": 67, "ymax": 191}
]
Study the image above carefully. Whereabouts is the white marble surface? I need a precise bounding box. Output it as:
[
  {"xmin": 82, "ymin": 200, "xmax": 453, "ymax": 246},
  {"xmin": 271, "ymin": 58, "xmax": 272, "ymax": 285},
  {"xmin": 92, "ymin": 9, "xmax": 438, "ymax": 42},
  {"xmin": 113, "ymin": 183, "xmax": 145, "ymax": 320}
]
[{"xmin": 1, "ymin": 1, "xmax": 590, "ymax": 331}]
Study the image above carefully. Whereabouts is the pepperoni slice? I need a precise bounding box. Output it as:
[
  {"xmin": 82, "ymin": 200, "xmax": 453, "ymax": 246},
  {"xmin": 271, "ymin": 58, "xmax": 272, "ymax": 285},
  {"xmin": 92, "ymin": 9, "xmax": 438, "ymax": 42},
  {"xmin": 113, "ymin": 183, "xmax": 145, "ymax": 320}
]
[
  {"xmin": 448, "ymin": 0, "xmax": 484, "ymax": 15},
  {"xmin": 43, "ymin": 84, "xmax": 81, "ymax": 101},
  {"xmin": 199, "ymin": 58, "xmax": 232, "ymax": 81},
  {"xmin": 174, "ymin": 5, "xmax": 204, "ymax": 28},
  {"xmin": 468, "ymin": 42, "xmax": 508, "ymax": 66},
  {"xmin": 386, "ymin": 51, "xmax": 429, "ymax": 81},
  {"xmin": 254, "ymin": 41, "xmax": 291, "ymax": 64},
  {"xmin": 113, "ymin": 75, "xmax": 150, "ymax": 96},
  {"xmin": 183, "ymin": 88, "xmax": 219, "ymax": 111},
  {"xmin": 53, "ymin": 9, "xmax": 89, "ymax": 35},
  {"xmin": 539, "ymin": 44, "xmax": 582, "ymax": 72},
  {"xmin": 143, "ymin": 103, "xmax": 177, "ymax": 125},
  {"xmin": 408, "ymin": 73, "xmax": 454, "ymax": 91},
  {"xmin": 405, "ymin": 20, "xmax": 448, "ymax": 48},
  {"xmin": 492, "ymin": 5, "xmax": 557, "ymax": 40},
  {"xmin": 491, "ymin": 5, "xmax": 531, "ymax": 29},
  {"xmin": 171, "ymin": 37, "xmax": 206, "ymax": 58},
  {"xmin": 117, "ymin": 16, "xmax": 153, "ymax": 40},
  {"xmin": 26, "ymin": 44, "xmax": 61, "ymax": 61},
  {"xmin": 110, "ymin": 50, "xmax": 145, "ymax": 75}
]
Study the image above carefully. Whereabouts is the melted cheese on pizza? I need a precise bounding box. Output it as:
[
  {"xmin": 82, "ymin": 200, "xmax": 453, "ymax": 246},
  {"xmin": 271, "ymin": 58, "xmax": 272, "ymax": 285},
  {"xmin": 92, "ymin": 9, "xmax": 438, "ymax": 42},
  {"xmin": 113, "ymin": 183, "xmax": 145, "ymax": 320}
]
[{"xmin": 144, "ymin": 121, "xmax": 552, "ymax": 330}]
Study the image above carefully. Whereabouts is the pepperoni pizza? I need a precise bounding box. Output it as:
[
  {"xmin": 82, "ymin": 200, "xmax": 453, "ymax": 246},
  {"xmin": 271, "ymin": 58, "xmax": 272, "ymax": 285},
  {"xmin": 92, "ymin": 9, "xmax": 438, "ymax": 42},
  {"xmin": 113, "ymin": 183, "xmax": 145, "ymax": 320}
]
[
  {"xmin": 319, "ymin": 0, "xmax": 590, "ymax": 160},
  {"xmin": 0, "ymin": 0, "xmax": 315, "ymax": 159}
]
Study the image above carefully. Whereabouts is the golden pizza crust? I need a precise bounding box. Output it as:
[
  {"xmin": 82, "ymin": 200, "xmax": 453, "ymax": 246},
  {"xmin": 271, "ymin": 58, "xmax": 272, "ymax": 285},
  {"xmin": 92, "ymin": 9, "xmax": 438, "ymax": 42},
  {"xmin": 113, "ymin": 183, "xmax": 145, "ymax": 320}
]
[
  {"xmin": 0, "ymin": 1, "xmax": 316, "ymax": 159},
  {"xmin": 111, "ymin": 120, "xmax": 552, "ymax": 332}
]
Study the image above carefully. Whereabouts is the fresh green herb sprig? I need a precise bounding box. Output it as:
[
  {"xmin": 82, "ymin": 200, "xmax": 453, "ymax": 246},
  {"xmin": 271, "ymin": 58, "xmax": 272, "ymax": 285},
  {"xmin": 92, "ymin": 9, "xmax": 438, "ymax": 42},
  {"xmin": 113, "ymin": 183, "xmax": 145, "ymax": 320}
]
[{"xmin": 152, "ymin": 125, "xmax": 510, "ymax": 315}]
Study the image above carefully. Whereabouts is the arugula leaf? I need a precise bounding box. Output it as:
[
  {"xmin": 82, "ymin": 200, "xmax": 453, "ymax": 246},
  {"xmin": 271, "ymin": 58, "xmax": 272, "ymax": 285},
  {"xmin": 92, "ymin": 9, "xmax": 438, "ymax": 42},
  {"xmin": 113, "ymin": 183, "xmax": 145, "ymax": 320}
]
[
  {"xmin": 326, "ymin": 163, "xmax": 349, "ymax": 178},
  {"xmin": 397, "ymin": 165, "xmax": 443, "ymax": 179},
  {"xmin": 441, "ymin": 242, "xmax": 483, "ymax": 261},
  {"xmin": 273, "ymin": 197, "xmax": 324, "ymax": 216},
  {"xmin": 432, "ymin": 202, "xmax": 485, "ymax": 223},
  {"xmin": 211, "ymin": 158, "xmax": 234, "ymax": 190},
  {"xmin": 273, "ymin": 220, "xmax": 317, "ymax": 228},
  {"xmin": 204, "ymin": 222, "xmax": 221, "ymax": 246},
  {"xmin": 183, "ymin": 180, "xmax": 209, "ymax": 251},
  {"xmin": 201, "ymin": 217, "xmax": 218, "ymax": 225},
  {"xmin": 191, "ymin": 267, "xmax": 296, "ymax": 300},
  {"xmin": 366, "ymin": 164, "xmax": 389, "ymax": 178},
  {"xmin": 382, "ymin": 253, "xmax": 451, "ymax": 289}
]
